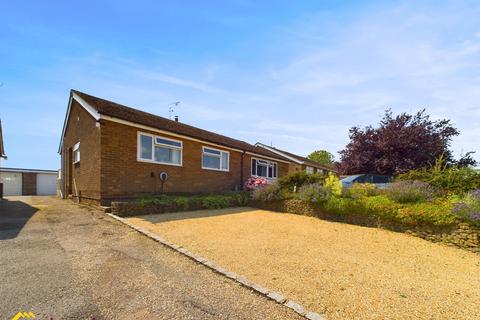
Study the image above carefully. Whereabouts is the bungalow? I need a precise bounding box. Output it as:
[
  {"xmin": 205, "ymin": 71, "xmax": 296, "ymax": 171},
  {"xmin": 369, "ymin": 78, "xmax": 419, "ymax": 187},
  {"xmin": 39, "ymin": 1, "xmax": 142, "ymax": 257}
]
[
  {"xmin": 255, "ymin": 143, "xmax": 338, "ymax": 175},
  {"xmin": 58, "ymin": 90, "xmax": 294, "ymax": 205}
]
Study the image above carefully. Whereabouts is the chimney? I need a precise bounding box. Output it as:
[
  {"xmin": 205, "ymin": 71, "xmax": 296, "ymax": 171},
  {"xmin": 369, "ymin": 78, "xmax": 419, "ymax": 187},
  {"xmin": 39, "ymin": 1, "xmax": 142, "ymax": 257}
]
[{"xmin": 174, "ymin": 116, "xmax": 179, "ymax": 122}]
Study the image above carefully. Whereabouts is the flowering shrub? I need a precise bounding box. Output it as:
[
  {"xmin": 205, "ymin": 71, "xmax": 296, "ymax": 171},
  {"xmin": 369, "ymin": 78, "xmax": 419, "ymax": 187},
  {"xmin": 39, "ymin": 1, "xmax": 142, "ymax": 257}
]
[
  {"xmin": 385, "ymin": 180, "xmax": 435, "ymax": 203},
  {"xmin": 298, "ymin": 183, "xmax": 331, "ymax": 203},
  {"xmin": 252, "ymin": 182, "xmax": 288, "ymax": 201},
  {"xmin": 452, "ymin": 189, "xmax": 480, "ymax": 224},
  {"xmin": 244, "ymin": 176, "xmax": 269, "ymax": 191}
]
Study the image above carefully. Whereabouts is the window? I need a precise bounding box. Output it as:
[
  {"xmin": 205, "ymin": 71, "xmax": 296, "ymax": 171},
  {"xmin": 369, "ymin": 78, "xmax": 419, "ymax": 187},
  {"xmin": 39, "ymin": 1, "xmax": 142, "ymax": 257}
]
[
  {"xmin": 138, "ymin": 132, "xmax": 182, "ymax": 166},
  {"xmin": 202, "ymin": 147, "xmax": 229, "ymax": 171},
  {"xmin": 251, "ymin": 158, "xmax": 277, "ymax": 179},
  {"xmin": 305, "ymin": 166, "xmax": 314, "ymax": 174},
  {"xmin": 73, "ymin": 142, "xmax": 80, "ymax": 164}
]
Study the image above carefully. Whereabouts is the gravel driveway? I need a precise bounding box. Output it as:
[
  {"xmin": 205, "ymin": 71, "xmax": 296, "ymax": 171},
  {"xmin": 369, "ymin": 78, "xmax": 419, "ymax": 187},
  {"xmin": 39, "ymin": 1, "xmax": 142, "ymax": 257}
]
[
  {"xmin": 128, "ymin": 207, "xmax": 480, "ymax": 320},
  {"xmin": 0, "ymin": 197, "xmax": 301, "ymax": 320}
]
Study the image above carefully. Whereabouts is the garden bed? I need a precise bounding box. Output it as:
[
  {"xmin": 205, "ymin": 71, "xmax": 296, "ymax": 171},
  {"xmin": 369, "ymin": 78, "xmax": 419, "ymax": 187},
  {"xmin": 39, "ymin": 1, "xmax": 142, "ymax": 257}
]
[
  {"xmin": 111, "ymin": 192, "xmax": 249, "ymax": 217},
  {"xmin": 250, "ymin": 199, "xmax": 480, "ymax": 252}
]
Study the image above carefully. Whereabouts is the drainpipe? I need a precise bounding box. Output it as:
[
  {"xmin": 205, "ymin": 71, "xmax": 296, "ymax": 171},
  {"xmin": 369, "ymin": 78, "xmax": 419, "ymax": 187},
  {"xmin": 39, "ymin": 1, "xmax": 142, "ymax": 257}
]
[{"xmin": 240, "ymin": 151, "xmax": 245, "ymax": 190}]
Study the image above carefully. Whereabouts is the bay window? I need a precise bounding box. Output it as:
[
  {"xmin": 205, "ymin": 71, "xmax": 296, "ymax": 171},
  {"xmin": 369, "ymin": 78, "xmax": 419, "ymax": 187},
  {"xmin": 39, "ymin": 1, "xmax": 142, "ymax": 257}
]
[
  {"xmin": 138, "ymin": 132, "xmax": 182, "ymax": 165},
  {"xmin": 251, "ymin": 158, "xmax": 277, "ymax": 179},
  {"xmin": 202, "ymin": 147, "xmax": 229, "ymax": 171}
]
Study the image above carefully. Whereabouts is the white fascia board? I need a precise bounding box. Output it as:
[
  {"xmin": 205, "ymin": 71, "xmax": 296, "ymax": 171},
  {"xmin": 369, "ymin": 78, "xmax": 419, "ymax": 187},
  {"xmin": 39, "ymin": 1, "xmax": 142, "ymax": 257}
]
[
  {"xmin": 58, "ymin": 93, "xmax": 100, "ymax": 154},
  {"xmin": 254, "ymin": 143, "xmax": 303, "ymax": 164}
]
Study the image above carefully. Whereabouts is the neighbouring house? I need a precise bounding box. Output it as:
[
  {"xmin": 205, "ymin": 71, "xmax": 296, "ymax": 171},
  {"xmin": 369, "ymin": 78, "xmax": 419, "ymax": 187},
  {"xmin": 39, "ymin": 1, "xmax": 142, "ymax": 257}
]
[
  {"xmin": 0, "ymin": 168, "xmax": 58, "ymax": 196},
  {"xmin": 255, "ymin": 143, "xmax": 338, "ymax": 175},
  {"xmin": 58, "ymin": 90, "xmax": 295, "ymax": 206}
]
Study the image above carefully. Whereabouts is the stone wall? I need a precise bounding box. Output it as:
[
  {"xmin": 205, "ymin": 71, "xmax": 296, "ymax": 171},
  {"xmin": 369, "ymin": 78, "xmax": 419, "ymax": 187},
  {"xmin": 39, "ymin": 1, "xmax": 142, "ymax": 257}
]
[{"xmin": 251, "ymin": 199, "xmax": 480, "ymax": 253}]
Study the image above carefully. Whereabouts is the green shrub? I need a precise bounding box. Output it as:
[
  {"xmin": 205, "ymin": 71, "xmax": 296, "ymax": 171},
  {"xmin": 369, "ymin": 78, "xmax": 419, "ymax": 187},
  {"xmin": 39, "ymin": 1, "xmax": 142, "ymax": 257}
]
[
  {"xmin": 385, "ymin": 180, "xmax": 435, "ymax": 204},
  {"xmin": 174, "ymin": 196, "xmax": 190, "ymax": 210},
  {"xmin": 137, "ymin": 194, "xmax": 174, "ymax": 207},
  {"xmin": 398, "ymin": 158, "xmax": 480, "ymax": 194},
  {"xmin": 297, "ymin": 183, "xmax": 331, "ymax": 203},
  {"xmin": 201, "ymin": 195, "xmax": 230, "ymax": 209},
  {"xmin": 344, "ymin": 183, "xmax": 379, "ymax": 199},
  {"xmin": 397, "ymin": 200, "xmax": 456, "ymax": 226},
  {"xmin": 277, "ymin": 171, "xmax": 324, "ymax": 192},
  {"xmin": 356, "ymin": 195, "xmax": 401, "ymax": 220},
  {"xmin": 225, "ymin": 191, "xmax": 250, "ymax": 206},
  {"xmin": 321, "ymin": 196, "xmax": 357, "ymax": 215}
]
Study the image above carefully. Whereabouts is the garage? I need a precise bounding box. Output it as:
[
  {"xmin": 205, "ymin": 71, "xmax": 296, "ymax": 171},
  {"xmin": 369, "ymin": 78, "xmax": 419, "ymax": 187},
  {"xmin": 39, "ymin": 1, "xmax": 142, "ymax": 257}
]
[
  {"xmin": 36, "ymin": 173, "xmax": 58, "ymax": 195},
  {"xmin": 0, "ymin": 171, "xmax": 22, "ymax": 196},
  {"xmin": 0, "ymin": 168, "xmax": 58, "ymax": 196}
]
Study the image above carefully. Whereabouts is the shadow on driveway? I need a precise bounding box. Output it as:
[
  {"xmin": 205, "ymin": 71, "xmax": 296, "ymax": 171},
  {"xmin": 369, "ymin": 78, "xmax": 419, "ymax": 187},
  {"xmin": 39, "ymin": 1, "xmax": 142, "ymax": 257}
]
[
  {"xmin": 0, "ymin": 198, "xmax": 38, "ymax": 240},
  {"xmin": 138, "ymin": 207, "xmax": 258, "ymax": 224}
]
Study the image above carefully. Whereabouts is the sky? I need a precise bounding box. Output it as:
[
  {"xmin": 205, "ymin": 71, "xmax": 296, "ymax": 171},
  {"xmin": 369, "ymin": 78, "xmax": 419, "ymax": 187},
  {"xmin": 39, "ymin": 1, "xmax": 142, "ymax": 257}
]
[{"xmin": 1, "ymin": 0, "xmax": 480, "ymax": 170}]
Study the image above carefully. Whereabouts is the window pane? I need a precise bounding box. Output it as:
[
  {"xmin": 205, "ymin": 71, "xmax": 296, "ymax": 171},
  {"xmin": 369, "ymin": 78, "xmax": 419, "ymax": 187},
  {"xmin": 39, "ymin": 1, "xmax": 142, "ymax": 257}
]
[
  {"xmin": 155, "ymin": 137, "xmax": 181, "ymax": 147},
  {"xmin": 268, "ymin": 166, "xmax": 273, "ymax": 178},
  {"xmin": 203, "ymin": 154, "xmax": 221, "ymax": 169},
  {"xmin": 221, "ymin": 152, "xmax": 229, "ymax": 170},
  {"xmin": 155, "ymin": 146, "xmax": 181, "ymax": 164},
  {"xmin": 252, "ymin": 159, "xmax": 257, "ymax": 175},
  {"xmin": 171, "ymin": 149, "xmax": 181, "ymax": 164},
  {"xmin": 140, "ymin": 135, "xmax": 153, "ymax": 159},
  {"xmin": 204, "ymin": 148, "xmax": 221, "ymax": 155},
  {"xmin": 257, "ymin": 165, "xmax": 267, "ymax": 177},
  {"xmin": 273, "ymin": 163, "xmax": 277, "ymax": 177}
]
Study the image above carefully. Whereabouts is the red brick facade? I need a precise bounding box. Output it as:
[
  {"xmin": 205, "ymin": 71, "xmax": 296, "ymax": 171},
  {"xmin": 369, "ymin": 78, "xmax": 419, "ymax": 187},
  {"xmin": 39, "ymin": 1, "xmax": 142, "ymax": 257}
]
[{"xmin": 61, "ymin": 100, "xmax": 291, "ymax": 205}]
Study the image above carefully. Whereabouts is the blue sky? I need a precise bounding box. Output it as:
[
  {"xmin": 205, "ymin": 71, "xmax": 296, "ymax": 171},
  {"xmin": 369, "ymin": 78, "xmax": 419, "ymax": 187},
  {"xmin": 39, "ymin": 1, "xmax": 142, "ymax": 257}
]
[{"xmin": 1, "ymin": 0, "xmax": 480, "ymax": 170}]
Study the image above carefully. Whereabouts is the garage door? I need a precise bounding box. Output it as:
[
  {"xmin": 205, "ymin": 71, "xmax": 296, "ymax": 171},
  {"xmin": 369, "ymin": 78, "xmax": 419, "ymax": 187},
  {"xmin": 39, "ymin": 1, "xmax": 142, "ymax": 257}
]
[
  {"xmin": 0, "ymin": 172, "xmax": 23, "ymax": 196},
  {"xmin": 36, "ymin": 173, "xmax": 57, "ymax": 195}
]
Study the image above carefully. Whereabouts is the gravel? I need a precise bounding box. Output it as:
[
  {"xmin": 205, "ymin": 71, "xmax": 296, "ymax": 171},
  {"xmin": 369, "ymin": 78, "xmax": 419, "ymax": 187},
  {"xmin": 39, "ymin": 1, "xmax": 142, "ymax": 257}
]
[{"xmin": 128, "ymin": 207, "xmax": 480, "ymax": 320}]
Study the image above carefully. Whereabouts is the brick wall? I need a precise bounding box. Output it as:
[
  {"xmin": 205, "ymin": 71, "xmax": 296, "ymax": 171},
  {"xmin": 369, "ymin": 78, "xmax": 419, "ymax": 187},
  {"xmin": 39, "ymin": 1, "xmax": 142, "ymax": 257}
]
[
  {"xmin": 22, "ymin": 172, "xmax": 36, "ymax": 195},
  {"xmin": 61, "ymin": 100, "xmax": 102, "ymax": 204}
]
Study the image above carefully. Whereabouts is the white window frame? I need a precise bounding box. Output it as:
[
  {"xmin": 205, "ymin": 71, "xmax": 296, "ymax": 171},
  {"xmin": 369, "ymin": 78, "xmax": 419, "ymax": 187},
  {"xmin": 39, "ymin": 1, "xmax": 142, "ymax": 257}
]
[
  {"xmin": 201, "ymin": 146, "xmax": 229, "ymax": 172},
  {"xmin": 73, "ymin": 142, "xmax": 80, "ymax": 164},
  {"xmin": 137, "ymin": 132, "xmax": 183, "ymax": 166},
  {"xmin": 251, "ymin": 157, "xmax": 277, "ymax": 179},
  {"xmin": 305, "ymin": 166, "xmax": 314, "ymax": 174}
]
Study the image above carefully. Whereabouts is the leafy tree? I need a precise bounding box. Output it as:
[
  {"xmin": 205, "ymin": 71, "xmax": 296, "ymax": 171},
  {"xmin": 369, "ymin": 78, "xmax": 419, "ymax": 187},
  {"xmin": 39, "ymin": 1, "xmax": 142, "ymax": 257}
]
[
  {"xmin": 338, "ymin": 109, "xmax": 462, "ymax": 175},
  {"xmin": 454, "ymin": 151, "xmax": 478, "ymax": 168},
  {"xmin": 307, "ymin": 150, "xmax": 334, "ymax": 165}
]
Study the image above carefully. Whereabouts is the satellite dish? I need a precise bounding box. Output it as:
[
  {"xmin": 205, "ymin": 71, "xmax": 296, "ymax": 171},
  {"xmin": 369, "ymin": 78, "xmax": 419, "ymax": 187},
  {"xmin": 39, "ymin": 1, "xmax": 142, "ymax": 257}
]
[{"xmin": 159, "ymin": 172, "xmax": 168, "ymax": 181}]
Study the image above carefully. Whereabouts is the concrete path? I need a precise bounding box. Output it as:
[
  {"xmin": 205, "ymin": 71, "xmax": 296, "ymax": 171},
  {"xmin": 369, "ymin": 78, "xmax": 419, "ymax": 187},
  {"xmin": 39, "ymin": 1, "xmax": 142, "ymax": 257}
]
[{"xmin": 0, "ymin": 196, "xmax": 301, "ymax": 320}]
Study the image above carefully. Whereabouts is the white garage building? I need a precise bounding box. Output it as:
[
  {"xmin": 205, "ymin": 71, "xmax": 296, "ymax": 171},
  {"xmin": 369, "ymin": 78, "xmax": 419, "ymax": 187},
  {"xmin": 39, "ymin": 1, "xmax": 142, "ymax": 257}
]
[{"xmin": 0, "ymin": 168, "xmax": 58, "ymax": 196}]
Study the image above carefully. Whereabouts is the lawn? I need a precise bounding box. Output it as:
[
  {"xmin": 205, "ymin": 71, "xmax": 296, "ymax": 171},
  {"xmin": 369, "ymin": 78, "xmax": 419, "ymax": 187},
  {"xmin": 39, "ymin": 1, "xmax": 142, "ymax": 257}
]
[{"xmin": 127, "ymin": 207, "xmax": 480, "ymax": 320}]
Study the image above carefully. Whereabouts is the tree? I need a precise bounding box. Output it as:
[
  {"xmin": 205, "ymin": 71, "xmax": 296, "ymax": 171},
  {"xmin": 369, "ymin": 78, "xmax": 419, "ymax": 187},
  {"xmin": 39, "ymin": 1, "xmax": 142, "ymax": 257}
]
[
  {"xmin": 307, "ymin": 150, "xmax": 334, "ymax": 165},
  {"xmin": 338, "ymin": 109, "xmax": 462, "ymax": 175}
]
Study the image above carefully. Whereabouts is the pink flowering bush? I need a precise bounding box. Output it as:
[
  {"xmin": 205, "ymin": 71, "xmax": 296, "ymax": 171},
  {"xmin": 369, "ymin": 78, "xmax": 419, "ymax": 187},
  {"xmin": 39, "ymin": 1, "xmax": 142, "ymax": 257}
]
[{"xmin": 244, "ymin": 176, "xmax": 270, "ymax": 191}]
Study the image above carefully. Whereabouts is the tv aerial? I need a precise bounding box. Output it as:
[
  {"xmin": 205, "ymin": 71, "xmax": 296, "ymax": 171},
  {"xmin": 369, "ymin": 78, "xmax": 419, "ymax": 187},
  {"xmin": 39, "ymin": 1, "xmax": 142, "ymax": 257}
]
[{"xmin": 168, "ymin": 101, "xmax": 180, "ymax": 120}]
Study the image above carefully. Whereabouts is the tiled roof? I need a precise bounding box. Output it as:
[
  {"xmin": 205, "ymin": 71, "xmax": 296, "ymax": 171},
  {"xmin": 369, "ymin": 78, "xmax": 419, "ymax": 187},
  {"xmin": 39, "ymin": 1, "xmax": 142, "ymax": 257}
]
[
  {"xmin": 256, "ymin": 143, "xmax": 338, "ymax": 172},
  {"xmin": 71, "ymin": 90, "xmax": 291, "ymax": 162}
]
